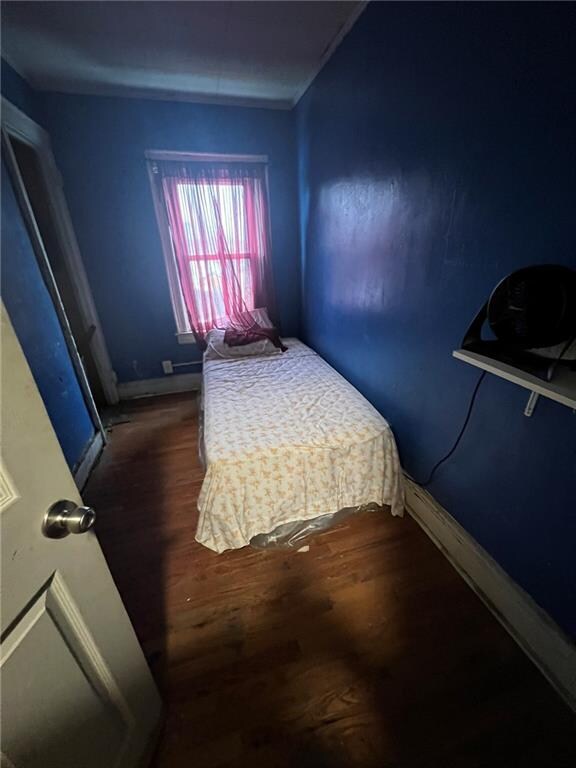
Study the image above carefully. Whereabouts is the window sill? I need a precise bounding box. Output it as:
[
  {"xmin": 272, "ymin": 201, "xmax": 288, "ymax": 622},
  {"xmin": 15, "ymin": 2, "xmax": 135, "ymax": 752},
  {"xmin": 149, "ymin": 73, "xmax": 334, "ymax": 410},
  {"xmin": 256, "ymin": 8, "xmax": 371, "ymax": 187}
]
[{"xmin": 177, "ymin": 332, "xmax": 198, "ymax": 345}]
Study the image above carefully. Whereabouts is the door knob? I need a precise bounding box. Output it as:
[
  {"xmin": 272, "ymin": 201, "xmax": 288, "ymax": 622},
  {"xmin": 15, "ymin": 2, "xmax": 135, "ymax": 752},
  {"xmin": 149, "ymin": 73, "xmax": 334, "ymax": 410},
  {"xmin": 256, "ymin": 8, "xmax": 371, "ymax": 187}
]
[{"xmin": 42, "ymin": 500, "xmax": 96, "ymax": 539}]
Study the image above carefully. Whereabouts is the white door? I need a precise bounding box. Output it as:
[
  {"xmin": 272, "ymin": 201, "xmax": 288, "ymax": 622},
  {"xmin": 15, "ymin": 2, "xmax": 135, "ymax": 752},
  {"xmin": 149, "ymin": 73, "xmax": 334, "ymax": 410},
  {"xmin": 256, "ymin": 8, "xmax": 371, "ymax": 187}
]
[{"xmin": 0, "ymin": 305, "xmax": 162, "ymax": 768}]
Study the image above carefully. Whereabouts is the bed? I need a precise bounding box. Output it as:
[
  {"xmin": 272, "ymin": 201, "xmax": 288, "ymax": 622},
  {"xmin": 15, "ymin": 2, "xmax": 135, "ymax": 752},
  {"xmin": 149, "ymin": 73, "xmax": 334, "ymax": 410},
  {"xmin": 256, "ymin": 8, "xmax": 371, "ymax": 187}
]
[{"xmin": 196, "ymin": 339, "xmax": 404, "ymax": 553}]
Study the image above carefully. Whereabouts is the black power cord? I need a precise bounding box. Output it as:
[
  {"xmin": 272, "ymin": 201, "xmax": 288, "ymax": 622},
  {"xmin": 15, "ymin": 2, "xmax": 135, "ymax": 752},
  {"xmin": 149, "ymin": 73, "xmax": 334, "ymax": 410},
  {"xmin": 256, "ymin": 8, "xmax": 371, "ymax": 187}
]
[
  {"xmin": 416, "ymin": 371, "xmax": 486, "ymax": 487},
  {"xmin": 546, "ymin": 334, "xmax": 575, "ymax": 381}
]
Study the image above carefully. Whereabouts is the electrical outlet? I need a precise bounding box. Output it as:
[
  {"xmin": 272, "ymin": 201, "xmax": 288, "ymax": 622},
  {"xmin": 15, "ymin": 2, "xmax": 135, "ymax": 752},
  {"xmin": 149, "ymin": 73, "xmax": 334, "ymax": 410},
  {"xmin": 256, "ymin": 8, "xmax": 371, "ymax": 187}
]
[{"xmin": 162, "ymin": 360, "xmax": 174, "ymax": 375}]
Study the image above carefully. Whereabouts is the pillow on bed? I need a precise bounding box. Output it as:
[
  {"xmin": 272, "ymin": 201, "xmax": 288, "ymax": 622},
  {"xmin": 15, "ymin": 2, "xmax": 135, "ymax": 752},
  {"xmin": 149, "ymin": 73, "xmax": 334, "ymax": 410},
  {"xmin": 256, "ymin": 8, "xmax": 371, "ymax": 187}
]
[{"xmin": 204, "ymin": 328, "xmax": 282, "ymax": 360}]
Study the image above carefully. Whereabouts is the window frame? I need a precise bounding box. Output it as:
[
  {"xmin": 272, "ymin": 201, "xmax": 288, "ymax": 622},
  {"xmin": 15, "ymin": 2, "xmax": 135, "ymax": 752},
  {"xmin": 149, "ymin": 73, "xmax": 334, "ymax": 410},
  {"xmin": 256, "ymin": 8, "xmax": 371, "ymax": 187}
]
[{"xmin": 146, "ymin": 150, "xmax": 269, "ymax": 344}]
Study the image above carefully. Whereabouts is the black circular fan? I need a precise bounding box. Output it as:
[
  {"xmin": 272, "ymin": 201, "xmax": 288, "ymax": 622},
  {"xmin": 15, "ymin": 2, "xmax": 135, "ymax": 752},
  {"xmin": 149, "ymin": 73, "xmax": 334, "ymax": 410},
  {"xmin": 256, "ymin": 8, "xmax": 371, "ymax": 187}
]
[{"xmin": 487, "ymin": 265, "xmax": 576, "ymax": 349}]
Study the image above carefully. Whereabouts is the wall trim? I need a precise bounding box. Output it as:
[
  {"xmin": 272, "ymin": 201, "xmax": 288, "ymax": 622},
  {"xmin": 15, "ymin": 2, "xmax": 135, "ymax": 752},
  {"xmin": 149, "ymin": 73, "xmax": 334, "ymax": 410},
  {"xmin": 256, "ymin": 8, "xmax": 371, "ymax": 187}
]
[
  {"xmin": 118, "ymin": 373, "xmax": 201, "ymax": 400},
  {"xmin": 293, "ymin": 1, "xmax": 368, "ymax": 106},
  {"xmin": 15, "ymin": 79, "xmax": 291, "ymax": 110},
  {"xmin": 145, "ymin": 150, "xmax": 268, "ymax": 164},
  {"xmin": 404, "ymin": 477, "xmax": 576, "ymax": 713},
  {"xmin": 74, "ymin": 431, "xmax": 104, "ymax": 490}
]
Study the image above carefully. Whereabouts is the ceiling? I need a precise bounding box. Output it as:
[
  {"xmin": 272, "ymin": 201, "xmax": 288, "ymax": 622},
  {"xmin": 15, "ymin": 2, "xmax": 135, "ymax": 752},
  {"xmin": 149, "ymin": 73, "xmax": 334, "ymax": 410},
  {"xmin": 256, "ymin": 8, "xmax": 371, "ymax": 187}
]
[{"xmin": 1, "ymin": 1, "xmax": 364, "ymax": 109}]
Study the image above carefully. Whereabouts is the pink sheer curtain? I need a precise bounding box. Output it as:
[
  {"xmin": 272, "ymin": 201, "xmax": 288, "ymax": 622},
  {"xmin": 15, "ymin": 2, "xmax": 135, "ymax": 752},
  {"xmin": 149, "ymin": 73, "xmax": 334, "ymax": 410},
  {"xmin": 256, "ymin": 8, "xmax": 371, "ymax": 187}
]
[{"xmin": 158, "ymin": 161, "xmax": 276, "ymax": 348}]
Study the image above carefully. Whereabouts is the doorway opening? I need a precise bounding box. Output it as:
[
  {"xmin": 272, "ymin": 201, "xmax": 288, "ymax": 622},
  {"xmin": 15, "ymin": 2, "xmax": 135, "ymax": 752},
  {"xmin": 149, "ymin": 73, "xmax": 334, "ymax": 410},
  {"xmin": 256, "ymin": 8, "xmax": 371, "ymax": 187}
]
[
  {"xmin": 2, "ymin": 98, "xmax": 117, "ymax": 486},
  {"xmin": 2, "ymin": 98, "xmax": 117, "ymax": 408},
  {"xmin": 8, "ymin": 135, "xmax": 109, "ymax": 405}
]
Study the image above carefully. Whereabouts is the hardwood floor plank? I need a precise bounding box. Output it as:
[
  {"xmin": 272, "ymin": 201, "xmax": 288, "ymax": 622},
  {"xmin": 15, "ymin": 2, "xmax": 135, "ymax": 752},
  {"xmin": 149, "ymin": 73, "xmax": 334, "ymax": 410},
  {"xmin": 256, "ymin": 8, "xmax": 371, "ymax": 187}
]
[{"xmin": 85, "ymin": 393, "xmax": 576, "ymax": 768}]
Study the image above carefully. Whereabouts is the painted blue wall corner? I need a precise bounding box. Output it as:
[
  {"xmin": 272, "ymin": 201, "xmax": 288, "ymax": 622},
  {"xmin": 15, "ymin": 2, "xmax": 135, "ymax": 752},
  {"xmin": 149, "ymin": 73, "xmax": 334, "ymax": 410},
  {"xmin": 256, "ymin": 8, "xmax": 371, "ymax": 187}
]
[
  {"xmin": 39, "ymin": 93, "xmax": 301, "ymax": 382},
  {"xmin": 1, "ymin": 58, "xmax": 43, "ymax": 125}
]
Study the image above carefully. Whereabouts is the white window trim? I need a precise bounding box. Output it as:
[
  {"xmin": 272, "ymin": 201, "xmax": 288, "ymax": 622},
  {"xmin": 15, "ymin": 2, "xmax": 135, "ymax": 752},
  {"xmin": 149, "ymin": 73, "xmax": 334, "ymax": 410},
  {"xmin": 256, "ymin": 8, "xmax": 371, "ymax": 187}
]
[
  {"xmin": 146, "ymin": 159, "xmax": 191, "ymax": 338},
  {"xmin": 145, "ymin": 150, "xmax": 268, "ymax": 164},
  {"xmin": 176, "ymin": 332, "xmax": 198, "ymax": 345}
]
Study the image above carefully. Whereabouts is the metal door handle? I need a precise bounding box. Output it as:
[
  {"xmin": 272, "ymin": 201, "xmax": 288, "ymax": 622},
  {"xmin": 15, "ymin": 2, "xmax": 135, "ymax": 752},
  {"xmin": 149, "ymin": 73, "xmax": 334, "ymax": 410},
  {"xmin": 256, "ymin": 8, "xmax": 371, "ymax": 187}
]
[{"xmin": 42, "ymin": 500, "xmax": 96, "ymax": 539}]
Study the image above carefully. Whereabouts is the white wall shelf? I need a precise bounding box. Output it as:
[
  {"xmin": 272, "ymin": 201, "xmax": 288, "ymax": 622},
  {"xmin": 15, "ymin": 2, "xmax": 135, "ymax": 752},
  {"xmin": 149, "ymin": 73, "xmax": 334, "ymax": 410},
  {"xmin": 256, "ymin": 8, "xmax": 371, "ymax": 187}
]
[{"xmin": 453, "ymin": 349, "xmax": 576, "ymax": 411}]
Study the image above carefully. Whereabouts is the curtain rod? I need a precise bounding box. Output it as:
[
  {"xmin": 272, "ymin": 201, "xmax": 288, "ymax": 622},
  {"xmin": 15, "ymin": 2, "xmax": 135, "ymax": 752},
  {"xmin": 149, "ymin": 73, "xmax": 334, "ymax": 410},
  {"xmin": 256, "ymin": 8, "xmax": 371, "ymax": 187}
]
[{"xmin": 145, "ymin": 150, "xmax": 268, "ymax": 164}]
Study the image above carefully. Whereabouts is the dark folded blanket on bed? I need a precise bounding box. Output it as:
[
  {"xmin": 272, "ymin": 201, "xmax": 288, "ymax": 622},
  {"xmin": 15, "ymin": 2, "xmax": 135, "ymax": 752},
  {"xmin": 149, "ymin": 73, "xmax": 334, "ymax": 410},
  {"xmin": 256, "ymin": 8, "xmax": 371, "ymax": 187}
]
[{"xmin": 224, "ymin": 322, "xmax": 287, "ymax": 351}]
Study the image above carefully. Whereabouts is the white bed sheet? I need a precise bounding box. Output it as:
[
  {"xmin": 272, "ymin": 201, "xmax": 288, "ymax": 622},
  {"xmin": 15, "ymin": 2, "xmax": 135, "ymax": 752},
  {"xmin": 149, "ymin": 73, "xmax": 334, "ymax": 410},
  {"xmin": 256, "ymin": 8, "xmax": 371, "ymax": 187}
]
[{"xmin": 196, "ymin": 339, "xmax": 404, "ymax": 552}]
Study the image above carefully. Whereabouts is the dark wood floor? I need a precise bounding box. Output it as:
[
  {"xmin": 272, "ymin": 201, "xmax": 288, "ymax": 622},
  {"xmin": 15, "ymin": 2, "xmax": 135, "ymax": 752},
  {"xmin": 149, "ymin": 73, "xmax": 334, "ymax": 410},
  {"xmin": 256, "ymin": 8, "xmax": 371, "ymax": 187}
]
[{"xmin": 85, "ymin": 393, "xmax": 576, "ymax": 768}]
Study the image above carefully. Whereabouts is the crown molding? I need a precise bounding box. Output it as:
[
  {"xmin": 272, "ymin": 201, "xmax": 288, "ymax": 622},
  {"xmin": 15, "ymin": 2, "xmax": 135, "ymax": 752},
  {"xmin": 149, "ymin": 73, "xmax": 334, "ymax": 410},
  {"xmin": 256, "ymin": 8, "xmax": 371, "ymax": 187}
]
[{"xmin": 292, "ymin": 0, "xmax": 368, "ymax": 107}]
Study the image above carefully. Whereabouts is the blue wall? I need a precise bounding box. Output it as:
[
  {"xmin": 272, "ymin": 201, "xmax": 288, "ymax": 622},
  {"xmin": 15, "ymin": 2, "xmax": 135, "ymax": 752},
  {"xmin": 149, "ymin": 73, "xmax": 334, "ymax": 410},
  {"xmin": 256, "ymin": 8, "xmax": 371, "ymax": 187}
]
[
  {"xmin": 297, "ymin": 3, "xmax": 576, "ymax": 636},
  {"xmin": 1, "ymin": 161, "xmax": 95, "ymax": 470},
  {"xmin": 1, "ymin": 59, "xmax": 43, "ymax": 125},
  {"xmin": 39, "ymin": 93, "xmax": 301, "ymax": 382}
]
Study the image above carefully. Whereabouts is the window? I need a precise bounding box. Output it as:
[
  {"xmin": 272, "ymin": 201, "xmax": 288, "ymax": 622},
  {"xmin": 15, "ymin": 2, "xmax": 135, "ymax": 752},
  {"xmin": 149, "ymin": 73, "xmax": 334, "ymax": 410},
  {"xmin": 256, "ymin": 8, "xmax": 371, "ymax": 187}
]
[
  {"xmin": 147, "ymin": 152, "xmax": 274, "ymax": 346},
  {"xmin": 177, "ymin": 181, "xmax": 255, "ymax": 326}
]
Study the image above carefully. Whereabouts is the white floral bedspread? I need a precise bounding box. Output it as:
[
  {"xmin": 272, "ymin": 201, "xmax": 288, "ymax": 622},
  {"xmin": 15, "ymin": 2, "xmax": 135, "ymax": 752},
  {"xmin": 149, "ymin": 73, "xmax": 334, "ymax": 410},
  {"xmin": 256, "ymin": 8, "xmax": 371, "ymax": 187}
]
[{"xmin": 196, "ymin": 339, "xmax": 404, "ymax": 552}]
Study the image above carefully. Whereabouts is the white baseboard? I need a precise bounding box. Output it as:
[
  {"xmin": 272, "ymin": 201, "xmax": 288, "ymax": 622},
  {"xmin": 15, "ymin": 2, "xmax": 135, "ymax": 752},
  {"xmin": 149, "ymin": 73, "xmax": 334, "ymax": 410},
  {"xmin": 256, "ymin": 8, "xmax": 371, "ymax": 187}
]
[
  {"xmin": 405, "ymin": 477, "xmax": 576, "ymax": 712},
  {"xmin": 74, "ymin": 430, "xmax": 104, "ymax": 490},
  {"xmin": 118, "ymin": 373, "xmax": 202, "ymax": 400}
]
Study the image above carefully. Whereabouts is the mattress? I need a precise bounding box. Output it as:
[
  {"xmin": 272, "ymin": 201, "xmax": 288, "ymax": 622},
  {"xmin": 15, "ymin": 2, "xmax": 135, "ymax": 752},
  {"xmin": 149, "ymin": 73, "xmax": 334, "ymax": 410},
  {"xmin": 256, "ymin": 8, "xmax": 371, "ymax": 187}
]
[{"xmin": 196, "ymin": 339, "xmax": 404, "ymax": 553}]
